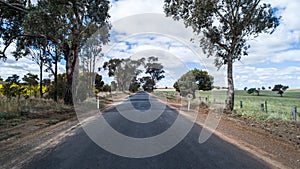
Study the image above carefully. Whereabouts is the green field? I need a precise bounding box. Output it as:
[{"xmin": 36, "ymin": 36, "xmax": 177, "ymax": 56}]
[{"xmin": 154, "ymin": 89, "xmax": 300, "ymax": 121}]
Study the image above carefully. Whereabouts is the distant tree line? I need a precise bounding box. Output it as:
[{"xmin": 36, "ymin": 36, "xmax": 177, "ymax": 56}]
[
  {"xmin": 245, "ymin": 84, "xmax": 289, "ymax": 97},
  {"xmin": 103, "ymin": 56, "xmax": 165, "ymax": 93}
]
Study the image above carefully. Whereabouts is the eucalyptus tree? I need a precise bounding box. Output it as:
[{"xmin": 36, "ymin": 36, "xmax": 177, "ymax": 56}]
[
  {"xmin": 174, "ymin": 69, "xmax": 213, "ymax": 97},
  {"xmin": 79, "ymin": 34, "xmax": 104, "ymax": 96},
  {"xmin": 141, "ymin": 56, "xmax": 165, "ymax": 92},
  {"xmin": 0, "ymin": 0, "xmax": 32, "ymax": 61},
  {"xmin": 22, "ymin": 0, "xmax": 111, "ymax": 105},
  {"xmin": 164, "ymin": 0, "xmax": 280, "ymax": 111},
  {"xmin": 103, "ymin": 58, "xmax": 145, "ymax": 92}
]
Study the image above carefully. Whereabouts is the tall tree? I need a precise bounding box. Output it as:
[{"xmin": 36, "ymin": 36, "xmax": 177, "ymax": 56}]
[
  {"xmin": 103, "ymin": 58, "xmax": 124, "ymax": 91},
  {"xmin": 19, "ymin": 40, "xmax": 47, "ymax": 98},
  {"xmin": 44, "ymin": 42, "xmax": 62, "ymax": 102},
  {"xmin": 95, "ymin": 73, "xmax": 104, "ymax": 92},
  {"xmin": 164, "ymin": 0, "xmax": 280, "ymax": 111},
  {"xmin": 79, "ymin": 34, "xmax": 104, "ymax": 97},
  {"xmin": 129, "ymin": 76, "xmax": 140, "ymax": 93},
  {"xmin": 103, "ymin": 58, "xmax": 145, "ymax": 92},
  {"xmin": 174, "ymin": 69, "xmax": 213, "ymax": 97},
  {"xmin": 20, "ymin": 0, "xmax": 111, "ymax": 105},
  {"xmin": 140, "ymin": 76, "xmax": 154, "ymax": 92},
  {"xmin": 141, "ymin": 56, "xmax": 165, "ymax": 92},
  {"xmin": 0, "ymin": 0, "xmax": 31, "ymax": 61},
  {"xmin": 193, "ymin": 69, "xmax": 214, "ymax": 91}
]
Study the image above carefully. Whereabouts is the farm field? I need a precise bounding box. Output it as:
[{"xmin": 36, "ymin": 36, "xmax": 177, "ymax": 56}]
[{"xmin": 154, "ymin": 89, "xmax": 300, "ymax": 122}]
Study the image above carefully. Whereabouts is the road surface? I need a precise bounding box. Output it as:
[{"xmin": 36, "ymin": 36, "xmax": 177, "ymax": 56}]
[{"xmin": 24, "ymin": 91, "xmax": 270, "ymax": 169}]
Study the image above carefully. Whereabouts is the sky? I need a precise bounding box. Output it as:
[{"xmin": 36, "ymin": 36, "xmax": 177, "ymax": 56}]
[{"xmin": 0, "ymin": 0, "xmax": 299, "ymax": 89}]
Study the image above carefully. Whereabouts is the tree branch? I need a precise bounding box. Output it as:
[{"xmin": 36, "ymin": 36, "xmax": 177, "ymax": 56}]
[
  {"xmin": 0, "ymin": 34, "xmax": 57, "ymax": 59},
  {"xmin": 0, "ymin": 0, "xmax": 27, "ymax": 13}
]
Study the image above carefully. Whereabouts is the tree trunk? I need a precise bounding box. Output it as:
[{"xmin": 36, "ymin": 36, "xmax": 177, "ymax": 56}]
[
  {"xmin": 226, "ymin": 53, "xmax": 234, "ymax": 112},
  {"xmin": 64, "ymin": 44, "xmax": 79, "ymax": 105},
  {"xmin": 39, "ymin": 61, "xmax": 43, "ymax": 98},
  {"xmin": 54, "ymin": 55, "xmax": 58, "ymax": 102}
]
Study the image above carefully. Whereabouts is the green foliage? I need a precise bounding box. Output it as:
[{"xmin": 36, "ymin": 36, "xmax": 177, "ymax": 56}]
[
  {"xmin": 110, "ymin": 81, "xmax": 117, "ymax": 91},
  {"xmin": 22, "ymin": 73, "xmax": 39, "ymax": 97},
  {"xmin": 247, "ymin": 88, "xmax": 259, "ymax": 96},
  {"xmin": 0, "ymin": 0, "xmax": 29, "ymax": 60},
  {"xmin": 141, "ymin": 56, "xmax": 165, "ymax": 92},
  {"xmin": 164, "ymin": 0, "xmax": 280, "ymax": 111},
  {"xmin": 129, "ymin": 77, "xmax": 140, "ymax": 93},
  {"xmin": 140, "ymin": 76, "xmax": 154, "ymax": 92},
  {"xmin": 197, "ymin": 90, "xmax": 300, "ymax": 121},
  {"xmin": 42, "ymin": 79, "xmax": 51, "ymax": 86},
  {"xmin": 272, "ymin": 84, "xmax": 289, "ymax": 97},
  {"xmin": 164, "ymin": 0, "xmax": 280, "ymax": 67},
  {"xmin": 1, "ymin": 74, "xmax": 24, "ymax": 99},
  {"xmin": 174, "ymin": 69, "xmax": 213, "ymax": 97},
  {"xmin": 21, "ymin": 0, "xmax": 111, "ymax": 105},
  {"xmin": 95, "ymin": 74, "xmax": 105, "ymax": 92},
  {"xmin": 102, "ymin": 84, "xmax": 111, "ymax": 92},
  {"xmin": 103, "ymin": 58, "xmax": 145, "ymax": 92},
  {"xmin": 47, "ymin": 74, "xmax": 66, "ymax": 100}
]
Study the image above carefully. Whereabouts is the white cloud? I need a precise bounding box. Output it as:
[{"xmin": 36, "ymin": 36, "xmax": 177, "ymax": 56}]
[
  {"xmin": 110, "ymin": 0, "xmax": 164, "ymax": 21},
  {"xmin": 234, "ymin": 65, "xmax": 300, "ymax": 89},
  {"xmin": 1, "ymin": 0, "xmax": 299, "ymax": 89}
]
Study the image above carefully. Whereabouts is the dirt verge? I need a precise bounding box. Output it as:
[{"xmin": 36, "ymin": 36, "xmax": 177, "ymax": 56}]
[{"xmin": 165, "ymin": 100, "xmax": 300, "ymax": 169}]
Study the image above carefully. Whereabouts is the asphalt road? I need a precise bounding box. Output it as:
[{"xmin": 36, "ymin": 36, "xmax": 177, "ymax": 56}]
[{"xmin": 24, "ymin": 91, "xmax": 270, "ymax": 169}]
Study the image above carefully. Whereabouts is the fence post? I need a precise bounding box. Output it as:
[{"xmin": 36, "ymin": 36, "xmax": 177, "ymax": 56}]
[
  {"xmin": 260, "ymin": 103, "xmax": 264, "ymax": 111},
  {"xmin": 240, "ymin": 101, "xmax": 243, "ymax": 109},
  {"xmin": 187, "ymin": 94, "xmax": 193, "ymax": 111},
  {"xmin": 97, "ymin": 96, "xmax": 100, "ymax": 109},
  {"xmin": 292, "ymin": 106, "xmax": 297, "ymax": 121},
  {"xmin": 265, "ymin": 101, "xmax": 268, "ymax": 113}
]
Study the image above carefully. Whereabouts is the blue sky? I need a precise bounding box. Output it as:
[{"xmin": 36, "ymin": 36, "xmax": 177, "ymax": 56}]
[{"xmin": 0, "ymin": 0, "xmax": 299, "ymax": 89}]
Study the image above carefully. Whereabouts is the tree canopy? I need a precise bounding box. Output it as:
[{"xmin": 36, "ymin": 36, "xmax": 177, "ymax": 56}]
[
  {"xmin": 1, "ymin": 0, "xmax": 111, "ymax": 105},
  {"xmin": 272, "ymin": 84, "xmax": 289, "ymax": 97},
  {"xmin": 174, "ymin": 69, "xmax": 213, "ymax": 97},
  {"xmin": 164, "ymin": 0, "xmax": 280, "ymax": 111},
  {"xmin": 141, "ymin": 56, "xmax": 165, "ymax": 92}
]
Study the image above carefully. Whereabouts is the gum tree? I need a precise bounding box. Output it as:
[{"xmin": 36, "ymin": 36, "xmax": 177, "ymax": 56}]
[
  {"xmin": 22, "ymin": 0, "xmax": 111, "ymax": 105},
  {"xmin": 164, "ymin": 0, "xmax": 280, "ymax": 111}
]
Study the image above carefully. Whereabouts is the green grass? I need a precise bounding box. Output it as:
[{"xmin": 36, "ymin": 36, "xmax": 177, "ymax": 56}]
[
  {"xmin": 153, "ymin": 91, "xmax": 177, "ymax": 100},
  {"xmin": 154, "ymin": 90, "xmax": 300, "ymax": 122},
  {"xmin": 197, "ymin": 90, "xmax": 300, "ymax": 121}
]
